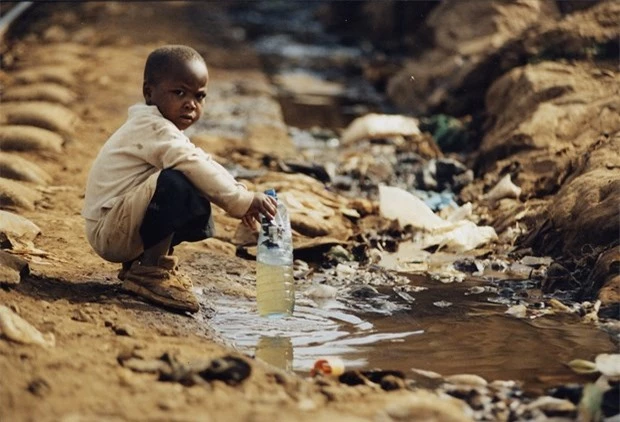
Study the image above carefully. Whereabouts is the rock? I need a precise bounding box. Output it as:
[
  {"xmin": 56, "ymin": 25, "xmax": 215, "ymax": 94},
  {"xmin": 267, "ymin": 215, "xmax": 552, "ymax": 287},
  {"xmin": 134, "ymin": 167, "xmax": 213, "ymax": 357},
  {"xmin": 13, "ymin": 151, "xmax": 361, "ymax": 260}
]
[
  {"xmin": 598, "ymin": 275, "xmax": 620, "ymax": 306},
  {"xmin": 71, "ymin": 309, "xmax": 94, "ymax": 323},
  {"xmin": 517, "ymin": 1, "xmax": 620, "ymax": 62},
  {"xmin": 0, "ymin": 178, "xmax": 43, "ymax": 211},
  {"xmin": 196, "ymin": 355, "xmax": 252, "ymax": 386},
  {"xmin": 12, "ymin": 65, "xmax": 77, "ymax": 87},
  {"xmin": 2, "ymin": 83, "xmax": 78, "ymax": 105},
  {"xmin": 580, "ymin": 247, "xmax": 620, "ymax": 304},
  {"xmin": 0, "ymin": 305, "xmax": 55, "ymax": 348},
  {"xmin": 471, "ymin": 60, "xmax": 619, "ymax": 257},
  {"xmin": 387, "ymin": 0, "xmax": 559, "ymax": 115},
  {"xmin": 524, "ymin": 396, "xmax": 576, "ymax": 414},
  {"xmin": 0, "ymin": 250, "xmax": 29, "ymax": 285},
  {"xmin": 111, "ymin": 323, "xmax": 134, "ymax": 337},
  {"xmin": 0, "ymin": 125, "xmax": 64, "ymax": 153},
  {"xmin": 27, "ymin": 377, "xmax": 51, "ymax": 397},
  {"xmin": 14, "ymin": 43, "xmax": 89, "ymax": 68},
  {"xmin": 0, "ymin": 101, "xmax": 78, "ymax": 136},
  {"xmin": 479, "ymin": 61, "xmax": 618, "ymax": 180},
  {"xmin": 375, "ymin": 390, "xmax": 472, "ymax": 422},
  {"xmin": 444, "ymin": 374, "xmax": 488, "ymax": 387},
  {"xmin": 0, "ymin": 152, "xmax": 52, "ymax": 185},
  {"xmin": 42, "ymin": 25, "xmax": 69, "ymax": 42},
  {"xmin": 0, "ymin": 210, "xmax": 41, "ymax": 247}
]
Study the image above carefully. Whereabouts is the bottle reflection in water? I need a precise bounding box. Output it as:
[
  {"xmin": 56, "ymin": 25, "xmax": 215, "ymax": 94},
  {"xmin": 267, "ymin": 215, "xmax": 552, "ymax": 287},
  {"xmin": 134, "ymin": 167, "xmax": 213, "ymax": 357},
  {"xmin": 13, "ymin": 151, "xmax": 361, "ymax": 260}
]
[
  {"xmin": 255, "ymin": 336, "xmax": 293, "ymax": 372},
  {"xmin": 256, "ymin": 188, "xmax": 295, "ymax": 317}
]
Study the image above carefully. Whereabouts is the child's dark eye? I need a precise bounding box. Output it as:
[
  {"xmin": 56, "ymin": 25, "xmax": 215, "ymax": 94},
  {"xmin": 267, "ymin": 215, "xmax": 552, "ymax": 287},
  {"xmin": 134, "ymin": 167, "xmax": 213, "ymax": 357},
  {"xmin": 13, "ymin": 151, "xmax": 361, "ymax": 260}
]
[
  {"xmin": 173, "ymin": 90, "xmax": 185, "ymax": 97},
  {"xmin": 196, "ymin": 93, "xmax": 206, "ymax": 102}
]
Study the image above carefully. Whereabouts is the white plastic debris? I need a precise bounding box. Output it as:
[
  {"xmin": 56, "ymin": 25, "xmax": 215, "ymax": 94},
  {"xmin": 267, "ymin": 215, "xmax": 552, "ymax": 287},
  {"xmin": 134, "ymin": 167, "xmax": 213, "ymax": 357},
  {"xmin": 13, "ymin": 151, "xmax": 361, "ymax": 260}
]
[
  {"xmin": 335, "ymin": 263, "xmax": 356, "ymax": 277},
  {"xmin": 420, "ymin": 223, "xmax": 498, "ymax": 253},
  {"xmin": 445, "ymin": 202, "xmax": 473, "ymax": 223},
  {"xmin": 505, "ymin": 304, "xmax": 527, "ymax": 318},
  {"xmin": 0, "ymin": 305, "xmax": 55, "ymax": 347},
  {"xmin": 482, "ymin": 174, "xmax": 521, "ymax": 204},
  {"xmin": 341, "ymin": 113, "xmax": 420, "ymax": 145},
  {"xmin": 379, "ymin": 185, "xmax": 451, "ymax": 231},
  {"xmin": 304, "ymin": 284, "xmax": 338, "ymax": 299},
  {"xmin": 379, "ymin": 185, "xmax": 497, "ymax": 252},
  {"xmin": 595, "ymin": 353, "xmax": 620, "ymax": 378}
]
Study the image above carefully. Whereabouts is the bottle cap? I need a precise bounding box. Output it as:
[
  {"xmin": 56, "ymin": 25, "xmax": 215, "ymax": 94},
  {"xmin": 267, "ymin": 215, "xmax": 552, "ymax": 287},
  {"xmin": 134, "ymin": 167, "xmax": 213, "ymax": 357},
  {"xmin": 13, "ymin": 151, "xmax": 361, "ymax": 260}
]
[{"xmin": 264, "ymin": 188, "xmax": 277, "ymax": 198}]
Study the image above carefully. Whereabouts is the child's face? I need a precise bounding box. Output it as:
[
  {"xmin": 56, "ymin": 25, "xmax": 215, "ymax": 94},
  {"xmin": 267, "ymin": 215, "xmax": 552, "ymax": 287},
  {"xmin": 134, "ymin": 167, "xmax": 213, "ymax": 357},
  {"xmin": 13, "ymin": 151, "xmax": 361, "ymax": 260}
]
[{"xmin": 143, "ymin": 59, "xmax": 209, "ymax": 131}]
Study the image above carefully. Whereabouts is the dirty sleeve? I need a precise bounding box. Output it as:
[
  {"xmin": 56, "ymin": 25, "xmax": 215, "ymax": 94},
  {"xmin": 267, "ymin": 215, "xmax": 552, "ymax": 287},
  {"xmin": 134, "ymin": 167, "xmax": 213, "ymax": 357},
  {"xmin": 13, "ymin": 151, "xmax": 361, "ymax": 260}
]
[{"xmin": 145, "ymin": 120, "xmax": 254, "ymax": 218}]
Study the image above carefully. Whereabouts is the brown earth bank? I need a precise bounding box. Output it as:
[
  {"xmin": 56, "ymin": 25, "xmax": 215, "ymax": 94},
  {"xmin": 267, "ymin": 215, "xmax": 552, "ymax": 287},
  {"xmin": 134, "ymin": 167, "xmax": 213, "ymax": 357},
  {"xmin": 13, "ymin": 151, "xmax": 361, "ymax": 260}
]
[{"xmin": 0, "ymin": 2, "xmax": 618, "ymax": 422}]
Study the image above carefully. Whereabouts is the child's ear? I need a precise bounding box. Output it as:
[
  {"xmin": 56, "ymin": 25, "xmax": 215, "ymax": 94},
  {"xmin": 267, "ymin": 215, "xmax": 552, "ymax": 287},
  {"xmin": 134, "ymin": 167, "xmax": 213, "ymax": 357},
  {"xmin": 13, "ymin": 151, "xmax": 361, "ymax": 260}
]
[{"xmin": 143, "ymin": 82, "xmax": 152, "ymax": 104}]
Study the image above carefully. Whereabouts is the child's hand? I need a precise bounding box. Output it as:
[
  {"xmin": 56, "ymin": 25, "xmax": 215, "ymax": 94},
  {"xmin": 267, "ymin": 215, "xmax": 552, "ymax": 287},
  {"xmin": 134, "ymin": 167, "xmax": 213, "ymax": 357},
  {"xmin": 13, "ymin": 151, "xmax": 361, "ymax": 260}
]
[{"xmin": 242, "ymin": 192, "xmax": 277, "ymax": 230}]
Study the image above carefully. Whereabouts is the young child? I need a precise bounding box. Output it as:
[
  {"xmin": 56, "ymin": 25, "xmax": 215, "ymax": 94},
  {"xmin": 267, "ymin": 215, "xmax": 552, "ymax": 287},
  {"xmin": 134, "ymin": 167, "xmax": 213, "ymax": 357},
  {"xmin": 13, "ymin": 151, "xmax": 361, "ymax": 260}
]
[{"xmin": 82, "ymin": 45, "xmax": 276, "ymax": 313}]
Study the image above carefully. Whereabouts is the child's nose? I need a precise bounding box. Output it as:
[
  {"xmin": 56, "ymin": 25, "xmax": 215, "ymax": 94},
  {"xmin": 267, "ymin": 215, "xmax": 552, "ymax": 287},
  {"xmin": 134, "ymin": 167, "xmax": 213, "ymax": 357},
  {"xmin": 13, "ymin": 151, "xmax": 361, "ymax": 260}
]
[{"xmin": 184, "ymin": 100, "xmax": 197, "ymax": 110}]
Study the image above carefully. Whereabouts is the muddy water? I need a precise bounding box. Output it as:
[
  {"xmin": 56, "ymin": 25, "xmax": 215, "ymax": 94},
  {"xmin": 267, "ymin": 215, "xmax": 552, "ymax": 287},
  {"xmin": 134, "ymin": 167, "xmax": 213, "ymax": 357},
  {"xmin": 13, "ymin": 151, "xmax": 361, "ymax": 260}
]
[{"xmin": 209, "ymin": 278, "xmax": 616, "ymax": 394}]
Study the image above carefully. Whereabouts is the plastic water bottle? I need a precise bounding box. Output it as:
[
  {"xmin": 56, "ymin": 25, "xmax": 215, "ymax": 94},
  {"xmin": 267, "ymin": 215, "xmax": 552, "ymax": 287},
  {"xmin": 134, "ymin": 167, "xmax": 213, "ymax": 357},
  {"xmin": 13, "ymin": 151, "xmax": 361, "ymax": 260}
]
[{"xmin": 256, "ymin": 189, "xmax": 295, "ymax": 317}]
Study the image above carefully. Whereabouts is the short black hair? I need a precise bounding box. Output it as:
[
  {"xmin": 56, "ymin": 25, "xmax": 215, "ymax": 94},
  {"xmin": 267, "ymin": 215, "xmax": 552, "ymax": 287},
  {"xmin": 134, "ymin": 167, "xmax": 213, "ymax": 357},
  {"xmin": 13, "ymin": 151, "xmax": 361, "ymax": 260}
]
[{"xmin": 143, "ymin": 45, "xmax": 205, "ymax": 85}]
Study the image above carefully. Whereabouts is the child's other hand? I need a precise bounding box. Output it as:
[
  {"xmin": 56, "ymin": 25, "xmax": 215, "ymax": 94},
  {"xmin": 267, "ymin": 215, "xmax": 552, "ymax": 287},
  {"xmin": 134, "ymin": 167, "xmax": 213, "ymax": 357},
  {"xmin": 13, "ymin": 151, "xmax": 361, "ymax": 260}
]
[{"xmin": 242, "ymin": 192, "xmax": 277, "ymax": 230}]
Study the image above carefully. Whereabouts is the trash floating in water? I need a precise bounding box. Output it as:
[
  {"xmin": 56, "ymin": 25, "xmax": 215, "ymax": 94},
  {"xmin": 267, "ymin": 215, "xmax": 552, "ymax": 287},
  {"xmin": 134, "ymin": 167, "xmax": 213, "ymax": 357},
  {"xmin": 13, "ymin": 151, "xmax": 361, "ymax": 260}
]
[
  {"xmin": 311, "ymin": 356, "xmax": 345, "ymax": 376},
  {"xmin": 568, "ymin": 353, "xmax": 620, "ymax": 378},
  {"xmin": 505, "ymin": 304, "xmax": 528, "ymax": 318}
]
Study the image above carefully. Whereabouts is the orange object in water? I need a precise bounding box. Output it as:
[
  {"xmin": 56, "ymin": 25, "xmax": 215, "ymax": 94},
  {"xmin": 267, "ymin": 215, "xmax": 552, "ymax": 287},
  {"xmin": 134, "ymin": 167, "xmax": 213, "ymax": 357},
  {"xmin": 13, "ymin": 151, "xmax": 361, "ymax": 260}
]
[{"xmin": 310, "ymin": 357, "xmax": 344, "ymax": 376}]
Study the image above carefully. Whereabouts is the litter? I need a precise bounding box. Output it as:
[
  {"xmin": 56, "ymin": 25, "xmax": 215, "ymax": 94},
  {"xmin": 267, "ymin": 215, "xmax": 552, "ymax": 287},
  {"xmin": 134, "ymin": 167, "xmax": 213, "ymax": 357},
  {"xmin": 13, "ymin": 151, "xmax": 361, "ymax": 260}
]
[
  {"xmin": 341, "ymin": 113, "xmax": 420, "ymax": 145},
  {"xmin": 379, "ymin": 185, "xmax": 497, "ymax": 252},
  {"xmin": 482, "ymin": 174, "xmax": 521, "ymax": 205}
]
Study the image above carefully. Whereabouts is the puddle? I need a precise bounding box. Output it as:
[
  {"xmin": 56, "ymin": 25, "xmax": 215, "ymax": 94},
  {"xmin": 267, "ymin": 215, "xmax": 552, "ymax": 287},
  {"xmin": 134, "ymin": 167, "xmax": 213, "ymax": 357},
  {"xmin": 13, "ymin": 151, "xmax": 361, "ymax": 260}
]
[{"xmin": 208, "ymin": 278, "xmax": 617, "ymax": 394}]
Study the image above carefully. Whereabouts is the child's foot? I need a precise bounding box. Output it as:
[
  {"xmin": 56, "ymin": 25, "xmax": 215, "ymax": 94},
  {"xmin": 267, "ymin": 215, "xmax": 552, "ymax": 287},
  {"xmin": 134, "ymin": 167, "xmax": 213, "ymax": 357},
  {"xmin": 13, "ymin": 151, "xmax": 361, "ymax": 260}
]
[
  {"xmin": 118, "ymin": 261, "xmax": 133, "ymax": 281},
  {"xmin": 121, "ymin": 256, "xmax": 199, "ymax": 313},
  {"xmin": 118, "ymin": 255, "xmax": 142, "ymax": 281}
]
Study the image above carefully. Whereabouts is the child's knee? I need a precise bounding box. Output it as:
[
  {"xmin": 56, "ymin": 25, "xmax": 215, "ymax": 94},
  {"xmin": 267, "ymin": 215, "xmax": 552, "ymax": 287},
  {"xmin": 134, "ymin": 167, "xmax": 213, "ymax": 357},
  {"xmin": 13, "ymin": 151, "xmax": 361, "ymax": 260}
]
[{"xmin": 158, "ymin": 168, "xmax": 194, "ymax": 191}]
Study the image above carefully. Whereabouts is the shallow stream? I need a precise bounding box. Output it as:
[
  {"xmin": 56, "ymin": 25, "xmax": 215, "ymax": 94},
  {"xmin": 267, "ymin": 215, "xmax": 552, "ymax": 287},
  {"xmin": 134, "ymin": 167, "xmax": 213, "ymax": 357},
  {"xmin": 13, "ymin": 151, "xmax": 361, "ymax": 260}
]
[
  {"xmin": 210, "ymin": 277, "xmax": 617, "ymax": 395},
  {"xmin": 216, "ymin": 1, "xmax": 618, "ymax": 397}
]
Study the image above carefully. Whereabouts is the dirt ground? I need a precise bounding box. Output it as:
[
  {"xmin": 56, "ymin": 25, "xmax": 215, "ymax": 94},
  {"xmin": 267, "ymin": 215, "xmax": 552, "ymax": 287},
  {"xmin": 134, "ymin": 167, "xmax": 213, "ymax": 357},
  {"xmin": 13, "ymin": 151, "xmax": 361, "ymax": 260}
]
[
  {"xmin": 0, "ymin": 3, "xmax": 478, "ymax": 421},
  {"xmin": 2, "ymin": 2, "xmax": 618, "ymax": 421}
]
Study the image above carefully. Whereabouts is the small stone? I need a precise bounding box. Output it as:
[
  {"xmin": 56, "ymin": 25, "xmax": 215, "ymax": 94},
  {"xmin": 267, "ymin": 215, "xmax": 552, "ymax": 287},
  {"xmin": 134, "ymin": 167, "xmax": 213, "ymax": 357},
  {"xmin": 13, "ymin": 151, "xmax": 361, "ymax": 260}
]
[
  {"xmin": 445, "ymin": 374, "xmax": 488, "ymax": 387},
  {"xmin": 112, "ymin": 324, "xmax": 134, "ymax": 337},
  {"xmin": 381, "ymin": 375, "xmax": 406, "ymax": 391},
  {"xmin": 524, "ymin": 396, "xmax": 576, "ymax": 414},
  {"xmin": 0, "ymin": 251, "xmax": 29, "ymax": 285},
  {"xmin": 27, "ymin": 377, "xmax": 51, "ymax": 397},
  {"xmin": 71, "ymin": 309, "xmax": 94, "ymax": 323}
]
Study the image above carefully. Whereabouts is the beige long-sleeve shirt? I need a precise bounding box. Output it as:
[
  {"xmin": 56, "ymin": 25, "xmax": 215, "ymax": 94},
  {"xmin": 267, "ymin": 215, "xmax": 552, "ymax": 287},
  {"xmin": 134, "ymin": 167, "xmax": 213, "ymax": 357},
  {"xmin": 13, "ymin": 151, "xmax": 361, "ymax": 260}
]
[{"xmin": 82, "ymin": 104, "xmax": 253, "ymax": 221}]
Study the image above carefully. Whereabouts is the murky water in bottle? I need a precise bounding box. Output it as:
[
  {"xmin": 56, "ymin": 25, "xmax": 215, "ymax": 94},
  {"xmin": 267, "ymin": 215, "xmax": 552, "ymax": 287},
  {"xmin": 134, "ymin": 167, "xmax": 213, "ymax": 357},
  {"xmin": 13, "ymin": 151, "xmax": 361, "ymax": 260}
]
[{"xmin": 256, "ymin": 261, "xmax": 295, "ymax": 317}]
